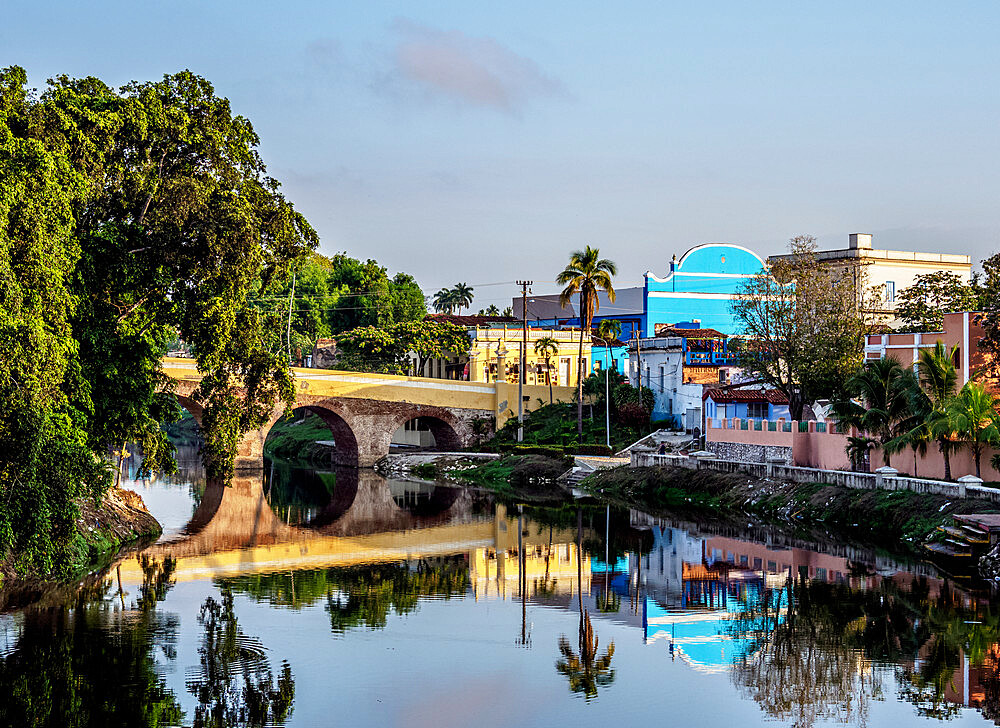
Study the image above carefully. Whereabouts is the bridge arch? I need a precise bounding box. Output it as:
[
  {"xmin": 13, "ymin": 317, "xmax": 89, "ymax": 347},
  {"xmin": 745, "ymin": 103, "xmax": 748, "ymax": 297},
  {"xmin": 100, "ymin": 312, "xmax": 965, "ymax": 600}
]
[
  {"xmin": 301, "ymin": 406, "xmax": 360, "ymax": 466},
  {"xmin": 390, "ymin": 413, "xmax": 463, "ymax": 452}
]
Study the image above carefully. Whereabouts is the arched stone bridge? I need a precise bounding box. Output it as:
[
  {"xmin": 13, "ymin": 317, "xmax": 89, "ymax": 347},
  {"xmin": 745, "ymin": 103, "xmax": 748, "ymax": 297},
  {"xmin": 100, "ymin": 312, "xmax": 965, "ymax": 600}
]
[
  {"xmin": 117, "ymin": 470, "xmax": 592, "ymax": 591},
  {"xmin": 163, "ymin": 357, "xmax": 574, "ymax": 468}
]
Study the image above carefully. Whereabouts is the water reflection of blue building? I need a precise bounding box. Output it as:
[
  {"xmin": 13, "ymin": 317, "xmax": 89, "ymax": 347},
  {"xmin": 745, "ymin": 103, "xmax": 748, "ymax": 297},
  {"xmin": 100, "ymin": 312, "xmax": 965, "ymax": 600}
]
[{"xmin": 593, "ymin": 524, "xmax": 787, "ymax": 673}]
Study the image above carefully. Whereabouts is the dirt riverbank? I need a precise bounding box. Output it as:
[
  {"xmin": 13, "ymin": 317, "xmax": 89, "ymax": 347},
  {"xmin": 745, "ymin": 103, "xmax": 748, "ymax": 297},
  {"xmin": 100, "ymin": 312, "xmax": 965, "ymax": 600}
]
[{"xmin": 0, "ymin": 488, "xmax": 161, "ymax": 610}]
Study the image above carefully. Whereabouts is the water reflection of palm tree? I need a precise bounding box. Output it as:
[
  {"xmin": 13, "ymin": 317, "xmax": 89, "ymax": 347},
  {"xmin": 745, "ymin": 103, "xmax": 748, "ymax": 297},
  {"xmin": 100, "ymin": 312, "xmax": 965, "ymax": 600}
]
[
  {"xmin": 556, "ymin": 507, "xmax": 616, "ymax": 699},
  {"xmin": 556, "ymin": 611, "xmax": 616, "ymax": 700}
]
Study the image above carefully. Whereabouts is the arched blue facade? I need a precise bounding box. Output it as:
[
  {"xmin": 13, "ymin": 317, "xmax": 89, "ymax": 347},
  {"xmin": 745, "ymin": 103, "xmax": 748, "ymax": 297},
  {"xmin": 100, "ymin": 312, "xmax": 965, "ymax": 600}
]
[{"xmin": 644, "ymin": 243, "xmax": 765, "ymax": 335}]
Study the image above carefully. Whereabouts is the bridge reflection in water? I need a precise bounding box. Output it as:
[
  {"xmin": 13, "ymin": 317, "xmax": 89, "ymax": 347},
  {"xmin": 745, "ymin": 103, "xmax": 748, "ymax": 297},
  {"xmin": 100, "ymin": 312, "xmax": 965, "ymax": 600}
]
[{"xmin": 117, "ymin": 467, "xmax": 592, "ymax": 597}]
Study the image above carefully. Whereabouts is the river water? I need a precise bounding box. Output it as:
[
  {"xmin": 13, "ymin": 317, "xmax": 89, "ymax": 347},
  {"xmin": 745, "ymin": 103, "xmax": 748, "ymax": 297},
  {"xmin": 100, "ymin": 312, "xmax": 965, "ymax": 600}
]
[{"xmin": 3, "ymin": 456, "xmax": 1000, "ymax": 727}]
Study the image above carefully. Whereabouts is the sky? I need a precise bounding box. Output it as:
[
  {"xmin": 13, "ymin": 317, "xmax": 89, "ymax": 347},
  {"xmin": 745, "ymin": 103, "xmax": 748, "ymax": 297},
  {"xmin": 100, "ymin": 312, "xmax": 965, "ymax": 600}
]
[{"xmin": 5, "ymin": 1, "xmax": 1000, "ymax": 310}]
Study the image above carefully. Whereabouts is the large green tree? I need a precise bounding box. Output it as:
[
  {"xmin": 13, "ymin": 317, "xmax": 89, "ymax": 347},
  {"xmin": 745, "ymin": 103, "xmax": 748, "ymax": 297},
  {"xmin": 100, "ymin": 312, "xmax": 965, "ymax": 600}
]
[
  {"xmin": 977, "ymin": 253, "xmax": 1000, "ymax": 386},
  {"xmin": 0, "ymin": 66, "xmax": 112, "ymax": 573},
  {"xmin": 323, "ymin": 254, "xmax": 424, "ymax": 332},
  {"xmin": 0, "ymin": 66, "xmax": 317, "ymax": 574},
  {"xmin": 334, "ymin": 320, "xmax": 471, "ymax": 375},
  {"xmin": 732, "ymin": 236, "xmax": 879, "ymax": 420}
]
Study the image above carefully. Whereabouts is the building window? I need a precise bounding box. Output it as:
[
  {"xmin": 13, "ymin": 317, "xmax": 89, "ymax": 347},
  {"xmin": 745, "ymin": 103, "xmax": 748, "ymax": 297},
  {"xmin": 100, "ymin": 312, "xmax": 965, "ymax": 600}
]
[
  {"xmin": 886, "ymin": 280, "xmax": 895, "ymax": 302},
  {"xmin": 747, "ymin": 402, "xmax": 767, "ymax": 419}
]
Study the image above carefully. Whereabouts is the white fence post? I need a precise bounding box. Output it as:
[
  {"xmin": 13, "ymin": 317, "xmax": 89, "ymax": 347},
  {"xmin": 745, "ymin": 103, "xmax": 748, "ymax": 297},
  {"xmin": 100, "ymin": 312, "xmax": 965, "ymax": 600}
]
[{"xmin": 956, "ymin": 474, "xmax": 983, "ymax": 498}]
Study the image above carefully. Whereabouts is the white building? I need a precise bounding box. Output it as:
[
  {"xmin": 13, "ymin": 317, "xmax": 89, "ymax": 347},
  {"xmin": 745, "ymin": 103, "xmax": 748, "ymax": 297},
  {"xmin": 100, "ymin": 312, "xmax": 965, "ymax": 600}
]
[{"xmin": 624, "ymin": 336, "xmax": 705, "ymax": 431}]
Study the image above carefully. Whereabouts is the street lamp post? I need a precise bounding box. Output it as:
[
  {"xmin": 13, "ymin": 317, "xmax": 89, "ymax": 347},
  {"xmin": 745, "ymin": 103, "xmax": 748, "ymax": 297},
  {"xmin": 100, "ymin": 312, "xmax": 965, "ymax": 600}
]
[{"xmin": 593, "ymin": 336, "xmax": 611, "ymax": 449}]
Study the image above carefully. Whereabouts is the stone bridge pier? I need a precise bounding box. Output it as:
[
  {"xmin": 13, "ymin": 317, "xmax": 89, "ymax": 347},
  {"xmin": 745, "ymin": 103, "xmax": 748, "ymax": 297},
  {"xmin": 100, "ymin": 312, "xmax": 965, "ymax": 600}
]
[{"xmin": 176, "ymin": 382, "xmax": 491, "ymax": 469}]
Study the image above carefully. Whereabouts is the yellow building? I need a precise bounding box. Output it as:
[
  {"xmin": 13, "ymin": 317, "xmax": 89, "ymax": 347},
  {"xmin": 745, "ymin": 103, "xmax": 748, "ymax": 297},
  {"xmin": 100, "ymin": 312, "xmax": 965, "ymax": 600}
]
[
  {"xmin": 414, "ymin": 316, "xmax": 592, "ymax": 388},
  {"xmin": 768, "ymin": 232, "xmax": 972, "ymax": 322}
]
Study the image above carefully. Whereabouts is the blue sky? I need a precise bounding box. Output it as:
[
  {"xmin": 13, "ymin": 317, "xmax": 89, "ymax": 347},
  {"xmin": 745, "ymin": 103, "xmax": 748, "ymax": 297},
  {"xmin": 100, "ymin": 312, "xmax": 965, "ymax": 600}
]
[{"xmin": 5, "ymin": 1, "xmax": 999, "ymax": 310}]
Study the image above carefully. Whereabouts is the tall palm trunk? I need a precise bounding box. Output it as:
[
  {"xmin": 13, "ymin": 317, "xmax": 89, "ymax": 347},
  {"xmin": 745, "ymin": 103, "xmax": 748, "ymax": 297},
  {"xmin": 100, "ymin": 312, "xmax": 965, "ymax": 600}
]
[
  {"xmin": 940, "ymin": 439, "xmax": 952, "ymax": 480},
  {"xmin": 577, "ymin": 299, "xmax": 585, "ymax": 437},
  {"xmin": 546, "ymin": 356, "xmax": 553, "ymax": 404}
]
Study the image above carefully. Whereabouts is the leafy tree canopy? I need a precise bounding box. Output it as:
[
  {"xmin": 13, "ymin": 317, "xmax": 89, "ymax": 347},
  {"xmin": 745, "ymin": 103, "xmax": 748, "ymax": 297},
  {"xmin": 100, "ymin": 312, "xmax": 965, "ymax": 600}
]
[
  {"xmin": 894, "ymin": 271, "xmax": 983, "ymax": 332},
  {"xmin": 0, "ymin": 65, "xmax": 316, "ymax": 573},
  {"xmin": 732, "ymin": 235, "xmax": 880, "ymax": 420},
  {"xmin": 334, "ymin": 320, "xmax": 471, "ymax": 375},
  {"xmin": 260, "ymin": 251, "xmax": 426, "ymax": 357}
]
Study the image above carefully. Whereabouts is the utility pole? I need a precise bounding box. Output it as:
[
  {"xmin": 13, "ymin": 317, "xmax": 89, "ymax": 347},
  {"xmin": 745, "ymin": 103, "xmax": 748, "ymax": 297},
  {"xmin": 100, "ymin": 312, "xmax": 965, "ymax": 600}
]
[
  {"xmin": 633, "ymin": 328, "xmax": 643, "ymax": 390},
  {"xmin": 516, "ymin": 280, "xmax": 533, "ymax": 442},
  {"xmin": 286, "ymin": 268, "xmax": 297, "ymax": 365}
]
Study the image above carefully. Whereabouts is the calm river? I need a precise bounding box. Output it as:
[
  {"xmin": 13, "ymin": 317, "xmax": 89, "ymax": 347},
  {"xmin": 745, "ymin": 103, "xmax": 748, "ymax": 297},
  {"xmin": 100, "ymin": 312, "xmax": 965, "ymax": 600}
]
[{"xmin": 3, "ymin": 454, "xmax": 1000, "ymax": 727}]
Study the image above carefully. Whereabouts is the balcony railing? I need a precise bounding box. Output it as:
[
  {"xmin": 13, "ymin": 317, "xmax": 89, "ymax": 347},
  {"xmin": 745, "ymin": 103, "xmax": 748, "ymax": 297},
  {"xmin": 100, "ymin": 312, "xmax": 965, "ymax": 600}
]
[{"xmin": 685, "ymin": 351, "xmax": 739, "ymax": 366}]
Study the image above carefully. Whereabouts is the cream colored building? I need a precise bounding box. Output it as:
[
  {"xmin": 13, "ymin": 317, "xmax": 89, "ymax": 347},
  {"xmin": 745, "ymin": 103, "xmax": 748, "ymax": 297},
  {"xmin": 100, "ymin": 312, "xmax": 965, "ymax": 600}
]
[{"xmin": 768, "ymin": 233, "xmax": 972, "ymax": 323}]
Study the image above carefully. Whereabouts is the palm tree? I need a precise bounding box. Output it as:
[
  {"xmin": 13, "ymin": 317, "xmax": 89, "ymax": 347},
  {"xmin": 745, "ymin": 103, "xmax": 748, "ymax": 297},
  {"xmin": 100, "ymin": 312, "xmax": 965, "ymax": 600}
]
[
  {"xmin": 534, "ymin": 336, "xmax": 559, "ymax": 404},
  {"xmin": 596, "ymin": 319, "xmax": 622, "ymax": 372},
  {"xmin": 846, "ymin": 435, "xmax": 877, "ymax": 472},
  {"xmin": 450, "ymin": 282, "xmax": 474, "ymax": 314},
  {"xmin": 432, "ymin": 287, "xmax": 456, "ymax": 314},
  {"xmin": 919, "ymin": 343, "xmax": 960, "ymax": 479},
  {"xmin": 889, "ymin": 343, "xmax": 958, "ymax": 480},
  {"xmin": 557, "ymin": 247, "xmax": 617, "ymax": 437},
  {"xmin": 834, "ymin": 357, "xmax": 910, "ymax": 467},
  {"xmin": 884, "ymin": 367, "xmax": 931, "ymax": 476},
  {"xmin": 938, "ymin": 382, "xmax": 999, "ymax": 479}
]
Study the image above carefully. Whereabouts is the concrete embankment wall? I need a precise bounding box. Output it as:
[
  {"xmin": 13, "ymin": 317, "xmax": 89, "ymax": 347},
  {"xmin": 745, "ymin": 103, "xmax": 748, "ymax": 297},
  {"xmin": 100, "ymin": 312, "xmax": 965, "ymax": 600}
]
[{"xmin": 632, "ymin": 451, "xmax": 1000, "ymax": 504}]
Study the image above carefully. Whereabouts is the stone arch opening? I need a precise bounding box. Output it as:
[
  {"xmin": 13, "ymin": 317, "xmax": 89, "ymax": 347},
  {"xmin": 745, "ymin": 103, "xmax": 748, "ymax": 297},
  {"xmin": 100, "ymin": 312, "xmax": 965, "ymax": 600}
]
[
  {"xmin": 264, "ymin": 463, "xmax": 361, "ymax": 528},
  {"xmin": 388, "ymin": 481, "xmax": 461, "ymax": 517},
  {"xmin": 264, "ymin": 406, "xmax": 360, "ymax": 467},
  {"xmin": 162, "ymin": 394, "xmax": 206, "ymax": 481},
  {"xmin": 390, "ymin": 415, "xmax": 462, "ymax": 452}
]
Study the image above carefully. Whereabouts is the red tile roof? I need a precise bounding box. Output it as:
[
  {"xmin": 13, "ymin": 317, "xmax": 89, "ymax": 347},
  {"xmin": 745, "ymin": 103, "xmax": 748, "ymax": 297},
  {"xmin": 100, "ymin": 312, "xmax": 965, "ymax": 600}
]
[
  {"xmin": 703, "ymin": 387, "xmax": 789, "ymax": 404},
  {"xmin": 425, "ymin": 313, "xmax": 519, "ymax": 326},
  {"xmin": 655, "ymin": 325, "xmax": 727, "ymax": 339}
]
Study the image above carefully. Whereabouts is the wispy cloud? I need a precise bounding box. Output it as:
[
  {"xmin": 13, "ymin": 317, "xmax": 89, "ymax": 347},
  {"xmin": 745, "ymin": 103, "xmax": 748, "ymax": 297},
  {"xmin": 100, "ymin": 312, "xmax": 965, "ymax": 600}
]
[{"xmin": 389, "ymin": 19, "xmax": 563, "ymax": 112}]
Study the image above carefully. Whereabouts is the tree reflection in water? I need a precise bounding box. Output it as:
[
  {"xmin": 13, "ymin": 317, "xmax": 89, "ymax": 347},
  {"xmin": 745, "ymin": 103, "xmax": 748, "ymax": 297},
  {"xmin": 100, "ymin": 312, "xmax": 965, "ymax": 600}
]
[
  {"xmin": 221, "ymin": 557, "xmax": 470, "ymax": 633},
  {"xmin": 726, "ymin": 573, "xmax": 1000, "ymax": 726},
  {"xmin": 555, "ymin": 611, "xmax": 616, "ymax": 701},
  {"xmin": 728, "ymin": 576, "xmax": 883, "ymax": 727},
  {"xmin": 556, "ymin": 505, "xmax": 615, "ymax": 701},
  {"xmin": 187, "ymin": 586, "xmax": 295, "ymax": 727},
  {"xmin": 0, "ymin": 557, "xmax": 183, "ymax": 727}
]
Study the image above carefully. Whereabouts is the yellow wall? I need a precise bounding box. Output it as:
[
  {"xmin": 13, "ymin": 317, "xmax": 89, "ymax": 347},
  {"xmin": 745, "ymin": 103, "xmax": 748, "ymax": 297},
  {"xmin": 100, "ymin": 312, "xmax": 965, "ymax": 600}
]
[{"xmin": 467, "ymin": 327, "xmax": 591, "ymax": 387}]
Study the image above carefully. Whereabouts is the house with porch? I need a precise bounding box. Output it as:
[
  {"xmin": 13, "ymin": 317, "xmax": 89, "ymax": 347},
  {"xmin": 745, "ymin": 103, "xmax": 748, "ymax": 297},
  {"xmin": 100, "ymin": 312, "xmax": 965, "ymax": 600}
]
[{"xmin": 703, "ymin": 387, "xmax": 790, "ymax": 424}]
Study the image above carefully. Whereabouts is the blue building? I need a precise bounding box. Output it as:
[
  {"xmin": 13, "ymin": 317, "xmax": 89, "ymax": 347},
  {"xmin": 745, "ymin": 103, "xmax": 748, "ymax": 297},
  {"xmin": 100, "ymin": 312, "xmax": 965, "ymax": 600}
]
[
  {"xmin": 703, "ymin": 388, "xmax": 790, "ymax": 423},
  {"xmin": 644, "ymin": 243, "xmax": 766, "ymax": 336},
  {"xmin": 516, "ymin": 243, "xmax": 765, "ymax": 338},
  {"xmin": 514, "ymin": 243, "xmax": 765, "ymax": 378}
]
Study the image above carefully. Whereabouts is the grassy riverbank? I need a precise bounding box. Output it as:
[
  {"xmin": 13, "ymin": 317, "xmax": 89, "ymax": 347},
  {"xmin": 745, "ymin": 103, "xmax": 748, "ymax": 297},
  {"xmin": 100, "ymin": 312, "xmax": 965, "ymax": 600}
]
[
  {"xmin": 584, "ymin": 465, "xmax": 1000, "ymax": 550},
  {"xmin": 1, "ymin": 488, "xmax": 161, "ymax": 598},
  {"xmin": 264, "ymin": 411, "xmax": 336, "ymax": 464},
  {"xmin": 450, "ymin": 454, "xmax": 574, "ymax": 501}
]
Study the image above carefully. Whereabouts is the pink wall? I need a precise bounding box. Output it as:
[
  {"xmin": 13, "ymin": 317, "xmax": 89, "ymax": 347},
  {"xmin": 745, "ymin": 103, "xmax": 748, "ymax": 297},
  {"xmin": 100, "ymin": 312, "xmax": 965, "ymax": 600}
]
[
  {"xmin": 705, "ymin": 419, "xmax": 793, "ymax": 447},
  {"xmin": 869, "ymin": 443, "xmax": 1000, "ymax": 481},
  {"xmin": 707, "ymin": 418, "xmax": 1000, "ymax": 480},
  {"xmin": 792, "ymin": 429, "xmax": 851, "ymax": 470}
]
